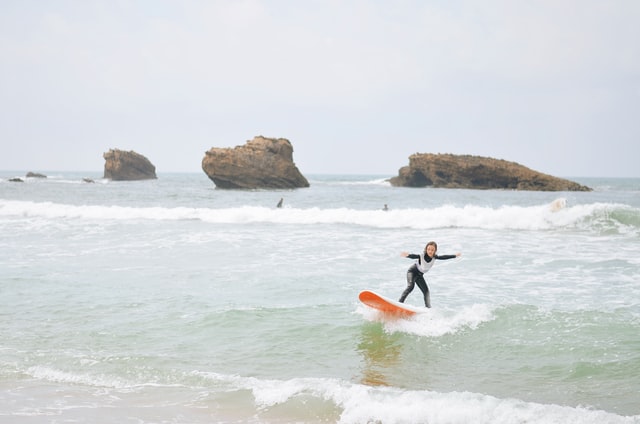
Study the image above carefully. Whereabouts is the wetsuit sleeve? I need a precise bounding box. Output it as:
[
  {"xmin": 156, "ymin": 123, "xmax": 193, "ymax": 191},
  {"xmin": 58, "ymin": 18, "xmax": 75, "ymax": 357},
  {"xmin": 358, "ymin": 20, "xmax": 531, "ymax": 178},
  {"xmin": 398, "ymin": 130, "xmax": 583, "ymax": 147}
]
[
  {"xmin": 406, "ymin": 254, "xmax": 420, "ymax": 259},
  {"xmin": 434, "ymin": 254, "xmax": 456, "ymax": 260}
]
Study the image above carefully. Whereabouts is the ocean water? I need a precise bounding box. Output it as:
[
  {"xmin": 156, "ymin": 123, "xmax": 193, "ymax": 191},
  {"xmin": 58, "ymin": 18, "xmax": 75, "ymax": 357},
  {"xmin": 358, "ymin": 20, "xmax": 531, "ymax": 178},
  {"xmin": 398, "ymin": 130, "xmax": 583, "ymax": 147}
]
[{"xmin": 1, "ymin": 172, "xmax": 639, "ymax": 424}]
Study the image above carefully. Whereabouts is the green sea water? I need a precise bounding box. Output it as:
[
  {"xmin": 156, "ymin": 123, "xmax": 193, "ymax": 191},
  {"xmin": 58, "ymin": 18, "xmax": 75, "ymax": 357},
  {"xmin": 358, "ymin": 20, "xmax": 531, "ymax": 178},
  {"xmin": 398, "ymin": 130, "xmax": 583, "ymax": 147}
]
[{"xmin": 1, "ymin": 173, "xmax": 639, "ymax": 423}]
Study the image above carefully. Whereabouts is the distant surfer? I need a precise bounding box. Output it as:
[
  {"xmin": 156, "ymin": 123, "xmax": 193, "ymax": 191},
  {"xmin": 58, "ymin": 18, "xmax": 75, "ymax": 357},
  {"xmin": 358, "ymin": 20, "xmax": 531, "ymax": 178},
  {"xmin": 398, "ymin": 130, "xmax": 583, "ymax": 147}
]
[
  {"xmin": 399, "ymin": 241, "xmax": 461, "ymax": 308},
  {"xmin": 382, "ymin": 204, "xmax": 389, "ymax": 211},
  {"xmin": 276, "ymin": 198, "xmax": 283, "ymax": 208}
]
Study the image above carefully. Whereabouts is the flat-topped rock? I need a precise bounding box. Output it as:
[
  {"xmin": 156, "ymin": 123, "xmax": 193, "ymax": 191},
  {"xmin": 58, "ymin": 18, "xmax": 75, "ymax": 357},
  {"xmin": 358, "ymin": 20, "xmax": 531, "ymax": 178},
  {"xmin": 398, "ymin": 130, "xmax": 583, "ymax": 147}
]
[
  {"xmin": 103, "ymin": 149, "xmax": 157, "ymax": 181},
  {"xmin": 26, "ymin": 172, "xmax": 47, "ymax": 178},
  {"xmin": 389, "ymin": 153, "xmax": 591, "ymax": 191},
  {"xmin": 202, "ymin": 136, "xmax": 309, "ymax": 189}
]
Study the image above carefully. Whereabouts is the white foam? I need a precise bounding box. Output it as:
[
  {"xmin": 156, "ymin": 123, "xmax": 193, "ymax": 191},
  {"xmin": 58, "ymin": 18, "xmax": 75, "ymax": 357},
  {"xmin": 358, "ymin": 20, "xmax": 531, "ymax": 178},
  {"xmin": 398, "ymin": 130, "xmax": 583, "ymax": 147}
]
[
  {"xmin": 336, "ymin": 386, "xmax": 638, "ymax": 424},
  {"xmin": 0, "ymin": 199, "xmax": 636, "ymax": 232},
  {"xmin": 25, "ymin": 365, "xmax": 129, "ymax": 389},
  {"xmin": 335, "ymin": 177, "xmax": 391, "ymax": 186},
  {"xmin": 192, "ymin": 372, "xmax": 638, "ymax": 424},
  {"xmin": 24, "ymin": 366, "xmax": 186, "ymax": 392},
  {"xmin": 357, "ymin": 303, "xmax": 496, "ymax": 337}
]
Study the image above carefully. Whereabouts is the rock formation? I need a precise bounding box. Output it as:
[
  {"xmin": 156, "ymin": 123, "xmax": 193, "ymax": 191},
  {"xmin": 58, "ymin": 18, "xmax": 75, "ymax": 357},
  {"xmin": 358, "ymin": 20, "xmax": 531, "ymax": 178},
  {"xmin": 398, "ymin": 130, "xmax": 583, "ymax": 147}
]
[
  {"xmin": 389, "ymin": 153, "xmax": 591, "ymax": 191},
  {"xmin": 202, "ymin": 136, "xmax": 309, "ymax": 189},
  {"xmin": 103, "ymin": 149, "xmax": 157, "ymax": 181},
  {"xmin": 26, "ymin": 172, "xmax": 47, "ymax": 178}
]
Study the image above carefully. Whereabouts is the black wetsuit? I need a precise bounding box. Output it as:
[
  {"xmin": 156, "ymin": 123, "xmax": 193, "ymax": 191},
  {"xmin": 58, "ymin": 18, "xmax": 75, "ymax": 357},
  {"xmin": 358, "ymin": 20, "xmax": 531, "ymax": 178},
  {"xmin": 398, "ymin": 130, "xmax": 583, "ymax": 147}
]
[{"xmin": 399, "ymin": 253, "xmax": 456, "ymax": 308}]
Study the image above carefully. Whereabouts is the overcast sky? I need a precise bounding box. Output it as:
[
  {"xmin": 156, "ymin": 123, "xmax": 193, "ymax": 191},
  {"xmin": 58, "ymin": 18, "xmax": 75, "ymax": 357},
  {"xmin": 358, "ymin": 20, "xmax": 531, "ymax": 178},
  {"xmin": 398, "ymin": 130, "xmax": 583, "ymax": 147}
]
[{"xmin": 1, "ymin": 1, "xmax": 639, "ymax": 177}]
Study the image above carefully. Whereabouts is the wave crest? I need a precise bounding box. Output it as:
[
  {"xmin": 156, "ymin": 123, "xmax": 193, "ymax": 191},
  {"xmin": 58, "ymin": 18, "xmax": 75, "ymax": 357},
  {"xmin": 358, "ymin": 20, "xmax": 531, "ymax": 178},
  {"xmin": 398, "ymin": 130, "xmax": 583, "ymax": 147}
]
[{"xmin": 1, "ymin": 199, "xmax": 638, "ymax": 233}]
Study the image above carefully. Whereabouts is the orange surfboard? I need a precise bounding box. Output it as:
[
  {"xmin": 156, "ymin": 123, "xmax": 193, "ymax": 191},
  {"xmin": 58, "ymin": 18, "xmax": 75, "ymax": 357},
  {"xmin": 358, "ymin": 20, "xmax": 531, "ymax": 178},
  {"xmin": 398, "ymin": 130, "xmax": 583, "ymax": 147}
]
[{"xmin": 358, "ymin": 290, "xmax": 426, "ymax": 316}]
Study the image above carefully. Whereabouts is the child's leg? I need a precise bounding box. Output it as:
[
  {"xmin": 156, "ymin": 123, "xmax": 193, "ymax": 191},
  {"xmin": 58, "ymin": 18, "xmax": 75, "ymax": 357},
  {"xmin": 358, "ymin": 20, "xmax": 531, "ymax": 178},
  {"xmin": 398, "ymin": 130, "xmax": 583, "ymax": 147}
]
[
  {"xmin": 399, "ymin": 270, "xmax": 416, "ymax": 302},
  {"xmin": 415, "ymin": 276, "xmax": 431, "ymax": 308}
]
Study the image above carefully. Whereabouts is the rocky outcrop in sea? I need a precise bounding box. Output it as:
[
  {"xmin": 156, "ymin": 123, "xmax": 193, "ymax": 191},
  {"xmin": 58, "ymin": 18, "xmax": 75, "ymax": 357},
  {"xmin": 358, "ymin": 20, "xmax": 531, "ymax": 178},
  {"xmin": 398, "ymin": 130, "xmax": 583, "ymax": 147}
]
[
  {"xmin": 201, "ymin": 136, "xmax": 309, "ymax": 189},
  {"xmin": 389, "ymin": 153, "xmax": 591, "ymax": 191},
  {"xmin": 103, "ymin": 149, "xmax": 157, "ymax": 181}
]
